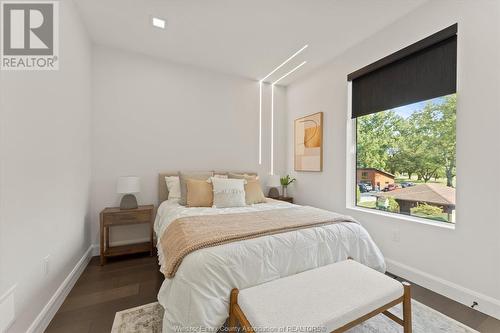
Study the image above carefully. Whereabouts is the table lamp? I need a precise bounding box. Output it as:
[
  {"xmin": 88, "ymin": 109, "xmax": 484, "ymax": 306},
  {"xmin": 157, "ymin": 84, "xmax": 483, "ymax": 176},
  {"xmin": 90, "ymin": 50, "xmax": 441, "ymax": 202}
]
[
  {"xmin": 267, "ymin": 174, "xmax": 281, "ymax": 198},
  {"xmin": 117, "ymin": 176, "xmax": 140, "ymax": 209}
]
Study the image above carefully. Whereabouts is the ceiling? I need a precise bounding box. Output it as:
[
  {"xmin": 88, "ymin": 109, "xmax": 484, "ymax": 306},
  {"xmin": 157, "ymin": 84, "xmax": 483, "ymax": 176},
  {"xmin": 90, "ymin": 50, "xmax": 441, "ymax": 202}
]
[{"xmin": 74, "ymin": 0, "xmax": 427, "ymax": 86}]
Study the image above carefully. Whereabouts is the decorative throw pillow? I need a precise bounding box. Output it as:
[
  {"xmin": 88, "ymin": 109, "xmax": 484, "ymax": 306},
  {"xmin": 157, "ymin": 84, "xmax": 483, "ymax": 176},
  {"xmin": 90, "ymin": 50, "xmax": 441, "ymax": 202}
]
[
  {"xmin": 214, "ymin": 174, "xmax": 228, "ymax": 179},
  {"xmin": 228, "ymin": 172, "xmax": 258, "ymax": 180},
  {"xmin": 208, "ymin": 174, "xmax": 229, "ymax": 182},
  {"xmin": 165, "ymin": 176, "xmax": 181, "ymax": 200},
  {"xmin": 186, "ymin": 179, "xmax": 213, "ymax": 207},
  {"xmin": 213, "ymin": 172, "xmax": 229, "ymax": 179},
  {"xmin": 211, "ymin": 178, "xmax": 246, "ymax": 208},
  {"xmin": 244, "ymin": 179, "xmax": 266, "ymax": 205},
  {"xmin": 179, "ymin": 171, "xmax": 213, "ymax": 205}
]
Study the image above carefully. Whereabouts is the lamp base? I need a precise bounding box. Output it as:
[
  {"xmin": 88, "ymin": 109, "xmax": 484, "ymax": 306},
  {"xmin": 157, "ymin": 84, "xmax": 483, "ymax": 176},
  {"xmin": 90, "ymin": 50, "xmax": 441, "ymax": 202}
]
[
  {"xmin": 120, "ymin": 194, "xmax": 138, "ymax": 210},
  {"xmin": 268, "ymin": 187, "xmax": 280, "ymax": 199}
]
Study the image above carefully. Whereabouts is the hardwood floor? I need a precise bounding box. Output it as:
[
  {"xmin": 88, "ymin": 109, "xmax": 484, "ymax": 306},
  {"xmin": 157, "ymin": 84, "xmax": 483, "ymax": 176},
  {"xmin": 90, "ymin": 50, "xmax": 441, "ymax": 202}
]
[
  {"xmin": 45, "ymin": 254, "xmax": 163, "ymax": 333},
  {"xmin": 46, "ymin": 254, "xmax": 500, "ymax": 332},
  {"xmin": 387, "ymin": 273, "xmax": 500, "ymax": 332}
]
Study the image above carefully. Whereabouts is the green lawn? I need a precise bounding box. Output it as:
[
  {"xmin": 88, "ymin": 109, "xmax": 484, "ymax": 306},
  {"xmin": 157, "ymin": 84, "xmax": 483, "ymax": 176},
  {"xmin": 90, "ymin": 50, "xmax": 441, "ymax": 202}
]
[
  {"xmin": 395, "ymin": 175, "xmax": 448, "ymax": 186},
  {"xmin": 357, "ymin": 200, "xmax": 452, "ymax": 223},
  {"xmin": 411, "ymin": 212, "xmax": 450, "ymax": 223},
  {"xmin": 357, "ymin": 201, "xmax": 376, "ymax": 209}
]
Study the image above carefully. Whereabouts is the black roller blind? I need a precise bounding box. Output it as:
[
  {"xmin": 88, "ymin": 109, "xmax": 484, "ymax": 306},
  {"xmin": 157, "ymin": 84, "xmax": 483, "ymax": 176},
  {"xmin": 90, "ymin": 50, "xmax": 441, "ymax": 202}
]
[{"xmin": 349, "ymin": 24, "xmax": 457, "ymax": 118}]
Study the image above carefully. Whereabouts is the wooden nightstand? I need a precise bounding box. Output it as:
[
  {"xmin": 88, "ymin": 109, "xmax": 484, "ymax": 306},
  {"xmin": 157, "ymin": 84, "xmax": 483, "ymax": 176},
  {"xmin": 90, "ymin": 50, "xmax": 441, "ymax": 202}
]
[
  {"xmin": 276, "ymin": 196, "xmax": 294, "ymax": 203},
  {"xmin": 99, "ymin": 205, "xmax": 155, "ymax": 265}
]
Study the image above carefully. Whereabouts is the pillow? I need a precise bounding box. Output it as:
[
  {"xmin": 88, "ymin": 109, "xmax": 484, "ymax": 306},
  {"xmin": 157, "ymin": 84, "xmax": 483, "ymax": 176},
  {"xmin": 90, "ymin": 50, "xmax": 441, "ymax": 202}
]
[
  {"xmin": 211, "ymin": 178, "xmax": 246, "ymax": 208},
  {"xmin": 244, "ymin": 179, "xmax": 266, "ymax": 205},
  {"xmin": 179, "ymin": 171, "xmax": 213, "ymax": 205},
  {"xmin": 164, "ymin": 176, "xmax": 181, "ymax": 200},
  {"xmin": 228, "ymin": 172, "xmax": 258, "ymax": 180},
  {"xmin": 186, "ymin": 179, "xmax": 213, "ymax": 207},
  {"xmin": 208, "ymin": 174, "xmax": 228, "ymax": 183},
  {"xmin": 213, "ymin": 174, "xmax": 228, "ymax": 179}
]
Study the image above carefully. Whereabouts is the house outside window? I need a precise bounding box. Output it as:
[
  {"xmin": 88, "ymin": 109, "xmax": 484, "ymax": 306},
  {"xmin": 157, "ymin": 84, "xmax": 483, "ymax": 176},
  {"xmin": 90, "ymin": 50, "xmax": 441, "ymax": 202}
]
[{"xmin": 348, "ymin": 24, "xmax": 457, "ymax": 224}]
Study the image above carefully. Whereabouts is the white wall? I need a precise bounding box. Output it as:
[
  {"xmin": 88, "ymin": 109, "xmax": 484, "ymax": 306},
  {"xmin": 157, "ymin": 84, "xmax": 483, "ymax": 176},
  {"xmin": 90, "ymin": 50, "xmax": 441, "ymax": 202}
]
[
  {"xmin": 0, "ymin": 0, "xmax": 92, "ymax": 332},
  {"xmin": 286, "ymin": 0, "xmax": 500, "ymax": 318},
  {"xmin": 91, "ymin": 46, "xmax": 286, "ymax": 245}
]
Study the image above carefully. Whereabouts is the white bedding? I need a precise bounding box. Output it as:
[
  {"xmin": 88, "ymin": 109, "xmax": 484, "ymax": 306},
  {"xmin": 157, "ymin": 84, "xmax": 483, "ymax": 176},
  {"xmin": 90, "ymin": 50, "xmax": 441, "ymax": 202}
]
[{"xmin": 154, "ymin": 199, "xmax": 386, "ymax": 333}]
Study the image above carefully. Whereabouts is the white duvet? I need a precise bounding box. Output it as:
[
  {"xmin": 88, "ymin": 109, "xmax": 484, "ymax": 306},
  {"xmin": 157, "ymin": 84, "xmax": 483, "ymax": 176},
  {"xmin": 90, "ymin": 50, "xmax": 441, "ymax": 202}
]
[{"xmin": 154, "ymin": 199, "xmax": 386, "ymax": 333}]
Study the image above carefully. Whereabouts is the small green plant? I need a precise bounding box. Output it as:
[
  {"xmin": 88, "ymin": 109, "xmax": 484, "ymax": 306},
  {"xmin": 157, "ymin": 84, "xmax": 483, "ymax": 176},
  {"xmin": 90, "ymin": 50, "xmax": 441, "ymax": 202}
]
[
  {"xmin": 375, "ymin": 196, "xmax": 399, "ymax": 212},
  {"xmin": 411, "ymin": 203, "xmax": 443, "ymax": 216},
  {"xmin": 280, "ymin": 175, "xmax": 296, "ymax": 186},
  {"xmin": 387, "ymin": 197, "xmax": 400, "ymax": 213}
]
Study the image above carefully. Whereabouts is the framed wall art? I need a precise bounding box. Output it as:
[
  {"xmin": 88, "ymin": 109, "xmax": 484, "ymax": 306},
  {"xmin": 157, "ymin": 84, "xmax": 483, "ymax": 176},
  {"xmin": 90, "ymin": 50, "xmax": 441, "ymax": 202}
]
[{"xmin": 294, "ymin": 112, "xmax": 323, "ymax": 172}]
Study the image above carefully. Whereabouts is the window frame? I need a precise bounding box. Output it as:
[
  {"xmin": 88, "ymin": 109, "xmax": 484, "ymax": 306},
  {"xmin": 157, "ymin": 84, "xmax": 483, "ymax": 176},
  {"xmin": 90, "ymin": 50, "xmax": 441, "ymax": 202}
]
[{"xmin": 345, "ymin": 82, "xmax": 456, "ymax": 229}]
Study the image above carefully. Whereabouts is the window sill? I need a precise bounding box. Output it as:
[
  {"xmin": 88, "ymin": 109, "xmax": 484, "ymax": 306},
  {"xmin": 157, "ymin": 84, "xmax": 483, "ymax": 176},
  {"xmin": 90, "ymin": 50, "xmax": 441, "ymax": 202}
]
[{"xmin": 346, "ymin": 205, "xmax": 456, "ymax": 230}]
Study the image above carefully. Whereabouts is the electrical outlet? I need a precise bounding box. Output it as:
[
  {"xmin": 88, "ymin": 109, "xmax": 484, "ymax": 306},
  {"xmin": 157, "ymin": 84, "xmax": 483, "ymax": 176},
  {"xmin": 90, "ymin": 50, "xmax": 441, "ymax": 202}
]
[
  {"xmin": 43, "ymin": 255, "xmax": 50, "ymax": 276},
  {"xmin": 392, "ymin": 230, "xmax": 401, "ymax": 243}
]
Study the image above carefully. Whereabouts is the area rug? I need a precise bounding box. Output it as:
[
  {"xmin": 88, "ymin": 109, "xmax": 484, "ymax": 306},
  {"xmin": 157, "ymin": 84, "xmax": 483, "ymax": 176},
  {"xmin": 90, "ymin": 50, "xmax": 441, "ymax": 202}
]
[{"xmin": 111, "ymin": 300, "xmax": 478, "ymax": 333}]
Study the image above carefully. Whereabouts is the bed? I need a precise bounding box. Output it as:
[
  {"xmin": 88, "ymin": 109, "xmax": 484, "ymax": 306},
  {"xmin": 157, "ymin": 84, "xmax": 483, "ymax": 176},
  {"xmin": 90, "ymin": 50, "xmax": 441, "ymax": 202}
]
[{"xmin": 154, "ymin": 172, "xmax": 386, "ymax": 333}]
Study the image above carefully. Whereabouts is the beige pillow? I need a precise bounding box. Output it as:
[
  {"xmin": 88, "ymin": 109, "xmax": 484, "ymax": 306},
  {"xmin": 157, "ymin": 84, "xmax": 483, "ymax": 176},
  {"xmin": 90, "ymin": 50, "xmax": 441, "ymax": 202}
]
[
  {"xmin": 228, "ymin": 172, "xmax": 258, "ymax": 180},
  {"xmin": 245, "ymin": 179, "xmax": 266, "ymax": 205},
  {"xmin": 179, "ymin": 171, "xmax": 213, "ymax": 205},
  {"xmin": 186, "ymin": 179, "xmax": 213, "ymax": 207}
]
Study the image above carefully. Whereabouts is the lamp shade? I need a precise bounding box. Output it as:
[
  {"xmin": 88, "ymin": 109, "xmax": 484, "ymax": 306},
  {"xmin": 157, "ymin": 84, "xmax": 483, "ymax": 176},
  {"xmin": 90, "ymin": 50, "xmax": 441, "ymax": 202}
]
[
  {"xmin": 117, "ymin": 176, "xmax": 140, "ymax": 194},
  {"xmin": 267, "ymin": 174, "xmax": 281, "ymax": 187}
]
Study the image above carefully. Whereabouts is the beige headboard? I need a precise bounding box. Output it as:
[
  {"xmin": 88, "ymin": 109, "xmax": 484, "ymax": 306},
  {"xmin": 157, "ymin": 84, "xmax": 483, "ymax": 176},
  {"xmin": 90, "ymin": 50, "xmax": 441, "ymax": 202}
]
[{"xmin": 158, "ymin": 171, "xmax": 258, "ymax": 204}]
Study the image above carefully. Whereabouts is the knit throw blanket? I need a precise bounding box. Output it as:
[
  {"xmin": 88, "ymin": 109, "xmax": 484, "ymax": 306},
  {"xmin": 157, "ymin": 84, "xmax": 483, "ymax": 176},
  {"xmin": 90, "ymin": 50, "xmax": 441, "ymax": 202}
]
[{"xmin": 160, "ymin": 206, "xmax": 357, "ymax": 278}]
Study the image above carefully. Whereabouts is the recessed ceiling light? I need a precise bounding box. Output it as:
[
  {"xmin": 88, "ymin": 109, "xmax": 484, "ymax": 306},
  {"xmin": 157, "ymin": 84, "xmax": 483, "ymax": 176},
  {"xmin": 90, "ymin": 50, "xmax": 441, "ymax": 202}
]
[{"xmin": 152, "ymin": 17, "xmax": 166, "ymax": 29}]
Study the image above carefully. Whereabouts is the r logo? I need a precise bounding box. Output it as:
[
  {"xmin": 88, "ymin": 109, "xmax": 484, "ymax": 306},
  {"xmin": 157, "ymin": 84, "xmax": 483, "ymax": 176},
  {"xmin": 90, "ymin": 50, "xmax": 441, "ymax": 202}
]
[
  {"xmin": 2, "ymin": 2, "xmax": 53, "ymax": 55},
  {"xmin": 1, "ymin": 1, "xmax": 58, "ymax": 70}
]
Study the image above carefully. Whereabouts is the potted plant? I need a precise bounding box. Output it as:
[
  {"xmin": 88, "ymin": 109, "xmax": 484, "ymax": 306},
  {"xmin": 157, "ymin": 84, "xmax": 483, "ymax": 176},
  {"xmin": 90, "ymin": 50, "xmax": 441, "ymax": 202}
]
[{"xmin": 280, "ymin": 175, "xmax": 296, "ymax": 197}]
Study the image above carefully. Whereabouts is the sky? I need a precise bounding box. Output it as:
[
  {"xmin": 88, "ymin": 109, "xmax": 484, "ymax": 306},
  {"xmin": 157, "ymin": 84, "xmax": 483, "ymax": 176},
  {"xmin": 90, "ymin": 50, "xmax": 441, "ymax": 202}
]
[{"xmin": 391, "ymin": 95, "xmax": 446, "ymax": 118}]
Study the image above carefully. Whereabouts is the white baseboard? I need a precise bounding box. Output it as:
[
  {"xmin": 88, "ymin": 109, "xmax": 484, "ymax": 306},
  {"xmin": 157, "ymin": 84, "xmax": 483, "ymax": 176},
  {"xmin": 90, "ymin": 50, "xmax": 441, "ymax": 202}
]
[
  {"xmin": 26, "ymin": 245, "xmax": 94, "ymax": 333},
  {"xmin": 386, "ymin": 257, "xmax": 500, "ymax": 320},
  {"xmin": 91, "ymin": 243, "xmax": 100, "ymax": 256},
  {"xmin": 0, "ymin": 284, "xmax": 17, "ymax": 333}
]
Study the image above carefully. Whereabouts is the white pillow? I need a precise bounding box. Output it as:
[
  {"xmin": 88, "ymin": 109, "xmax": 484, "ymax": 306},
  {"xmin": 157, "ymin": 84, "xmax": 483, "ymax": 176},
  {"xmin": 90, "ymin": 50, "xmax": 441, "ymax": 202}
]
[
  {"xmin": 211, "ymin": 178, "xmax": 246, "ymax": 208},
  {"xmin": 165, "ymin": 176, "xmax": 181, "ymax": 200},
  {"xmin": 207, "ymin": 174, "xmax": 228, "ymax": 183}
]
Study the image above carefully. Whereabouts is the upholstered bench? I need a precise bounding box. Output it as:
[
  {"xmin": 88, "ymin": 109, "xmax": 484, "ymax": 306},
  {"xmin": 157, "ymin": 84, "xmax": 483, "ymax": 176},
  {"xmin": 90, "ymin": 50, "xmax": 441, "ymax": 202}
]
[{"xmin": 228, "ymin": 260, "xmax": 412, "ymax": 333}]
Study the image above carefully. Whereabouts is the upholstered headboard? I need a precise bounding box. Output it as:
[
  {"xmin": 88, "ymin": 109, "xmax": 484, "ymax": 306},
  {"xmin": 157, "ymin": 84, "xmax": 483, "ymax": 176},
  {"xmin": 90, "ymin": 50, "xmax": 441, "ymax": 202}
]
[{"xmin": 158, "ymin": 171, "xmax": 258, "ymax": 204}]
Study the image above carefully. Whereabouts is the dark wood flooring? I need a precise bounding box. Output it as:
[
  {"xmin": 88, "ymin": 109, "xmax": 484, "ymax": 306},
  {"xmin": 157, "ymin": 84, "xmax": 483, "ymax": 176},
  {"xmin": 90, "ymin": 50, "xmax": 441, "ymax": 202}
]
[
  {"xmin": 46, "ymin": 254, "xmax": 500, "ymax": 332},
  {"xmin": 45, "ymin": 254, "xmax": 163, "ymax": 333}
]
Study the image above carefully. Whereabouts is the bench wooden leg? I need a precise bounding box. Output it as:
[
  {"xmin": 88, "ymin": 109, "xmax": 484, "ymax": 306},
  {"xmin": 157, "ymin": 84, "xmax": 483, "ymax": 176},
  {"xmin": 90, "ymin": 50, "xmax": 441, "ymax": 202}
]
[
  {"xmin": 229, "ymin": 288, "xmax": 256, "ymax": 333},
  {"xmin": 229, "ymin": 289, "xmax": 239, "ymax": 333},
  {"xmin": 402, "ymin": 282, "xmax": 412, "ymax": 333}
]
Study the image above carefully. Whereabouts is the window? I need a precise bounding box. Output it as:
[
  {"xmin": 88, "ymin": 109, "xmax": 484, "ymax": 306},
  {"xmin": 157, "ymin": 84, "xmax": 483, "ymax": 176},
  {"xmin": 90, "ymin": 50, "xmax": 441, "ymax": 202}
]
[{"xmin": 349, "ymin": 24, "xmax": 457, "ymax": 224}]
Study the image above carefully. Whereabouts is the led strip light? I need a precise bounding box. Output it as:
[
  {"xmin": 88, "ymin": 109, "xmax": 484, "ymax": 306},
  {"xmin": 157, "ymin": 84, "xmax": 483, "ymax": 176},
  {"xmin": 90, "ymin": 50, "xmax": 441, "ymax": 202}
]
[
  {"xmin": 259, "ymin": 45, "xmax": 308, "ymax": 167},
  {"xmin": 269, "ymin": 61, "xmax": 307, "ymax": 175},
  {"xmin": 272, "ymin": 61, "xmax": 307, "ymax": 85},
  {"xmin": 261, "ymin": 44, "xmax": 308, "ymax": 83},
  {"xmin": 258, "ymin": 81, "xmax": 263, "ymax": 164},
  {"xmin": 270, "ymin": 84, "xmax": 275, "ymax": 174}
]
